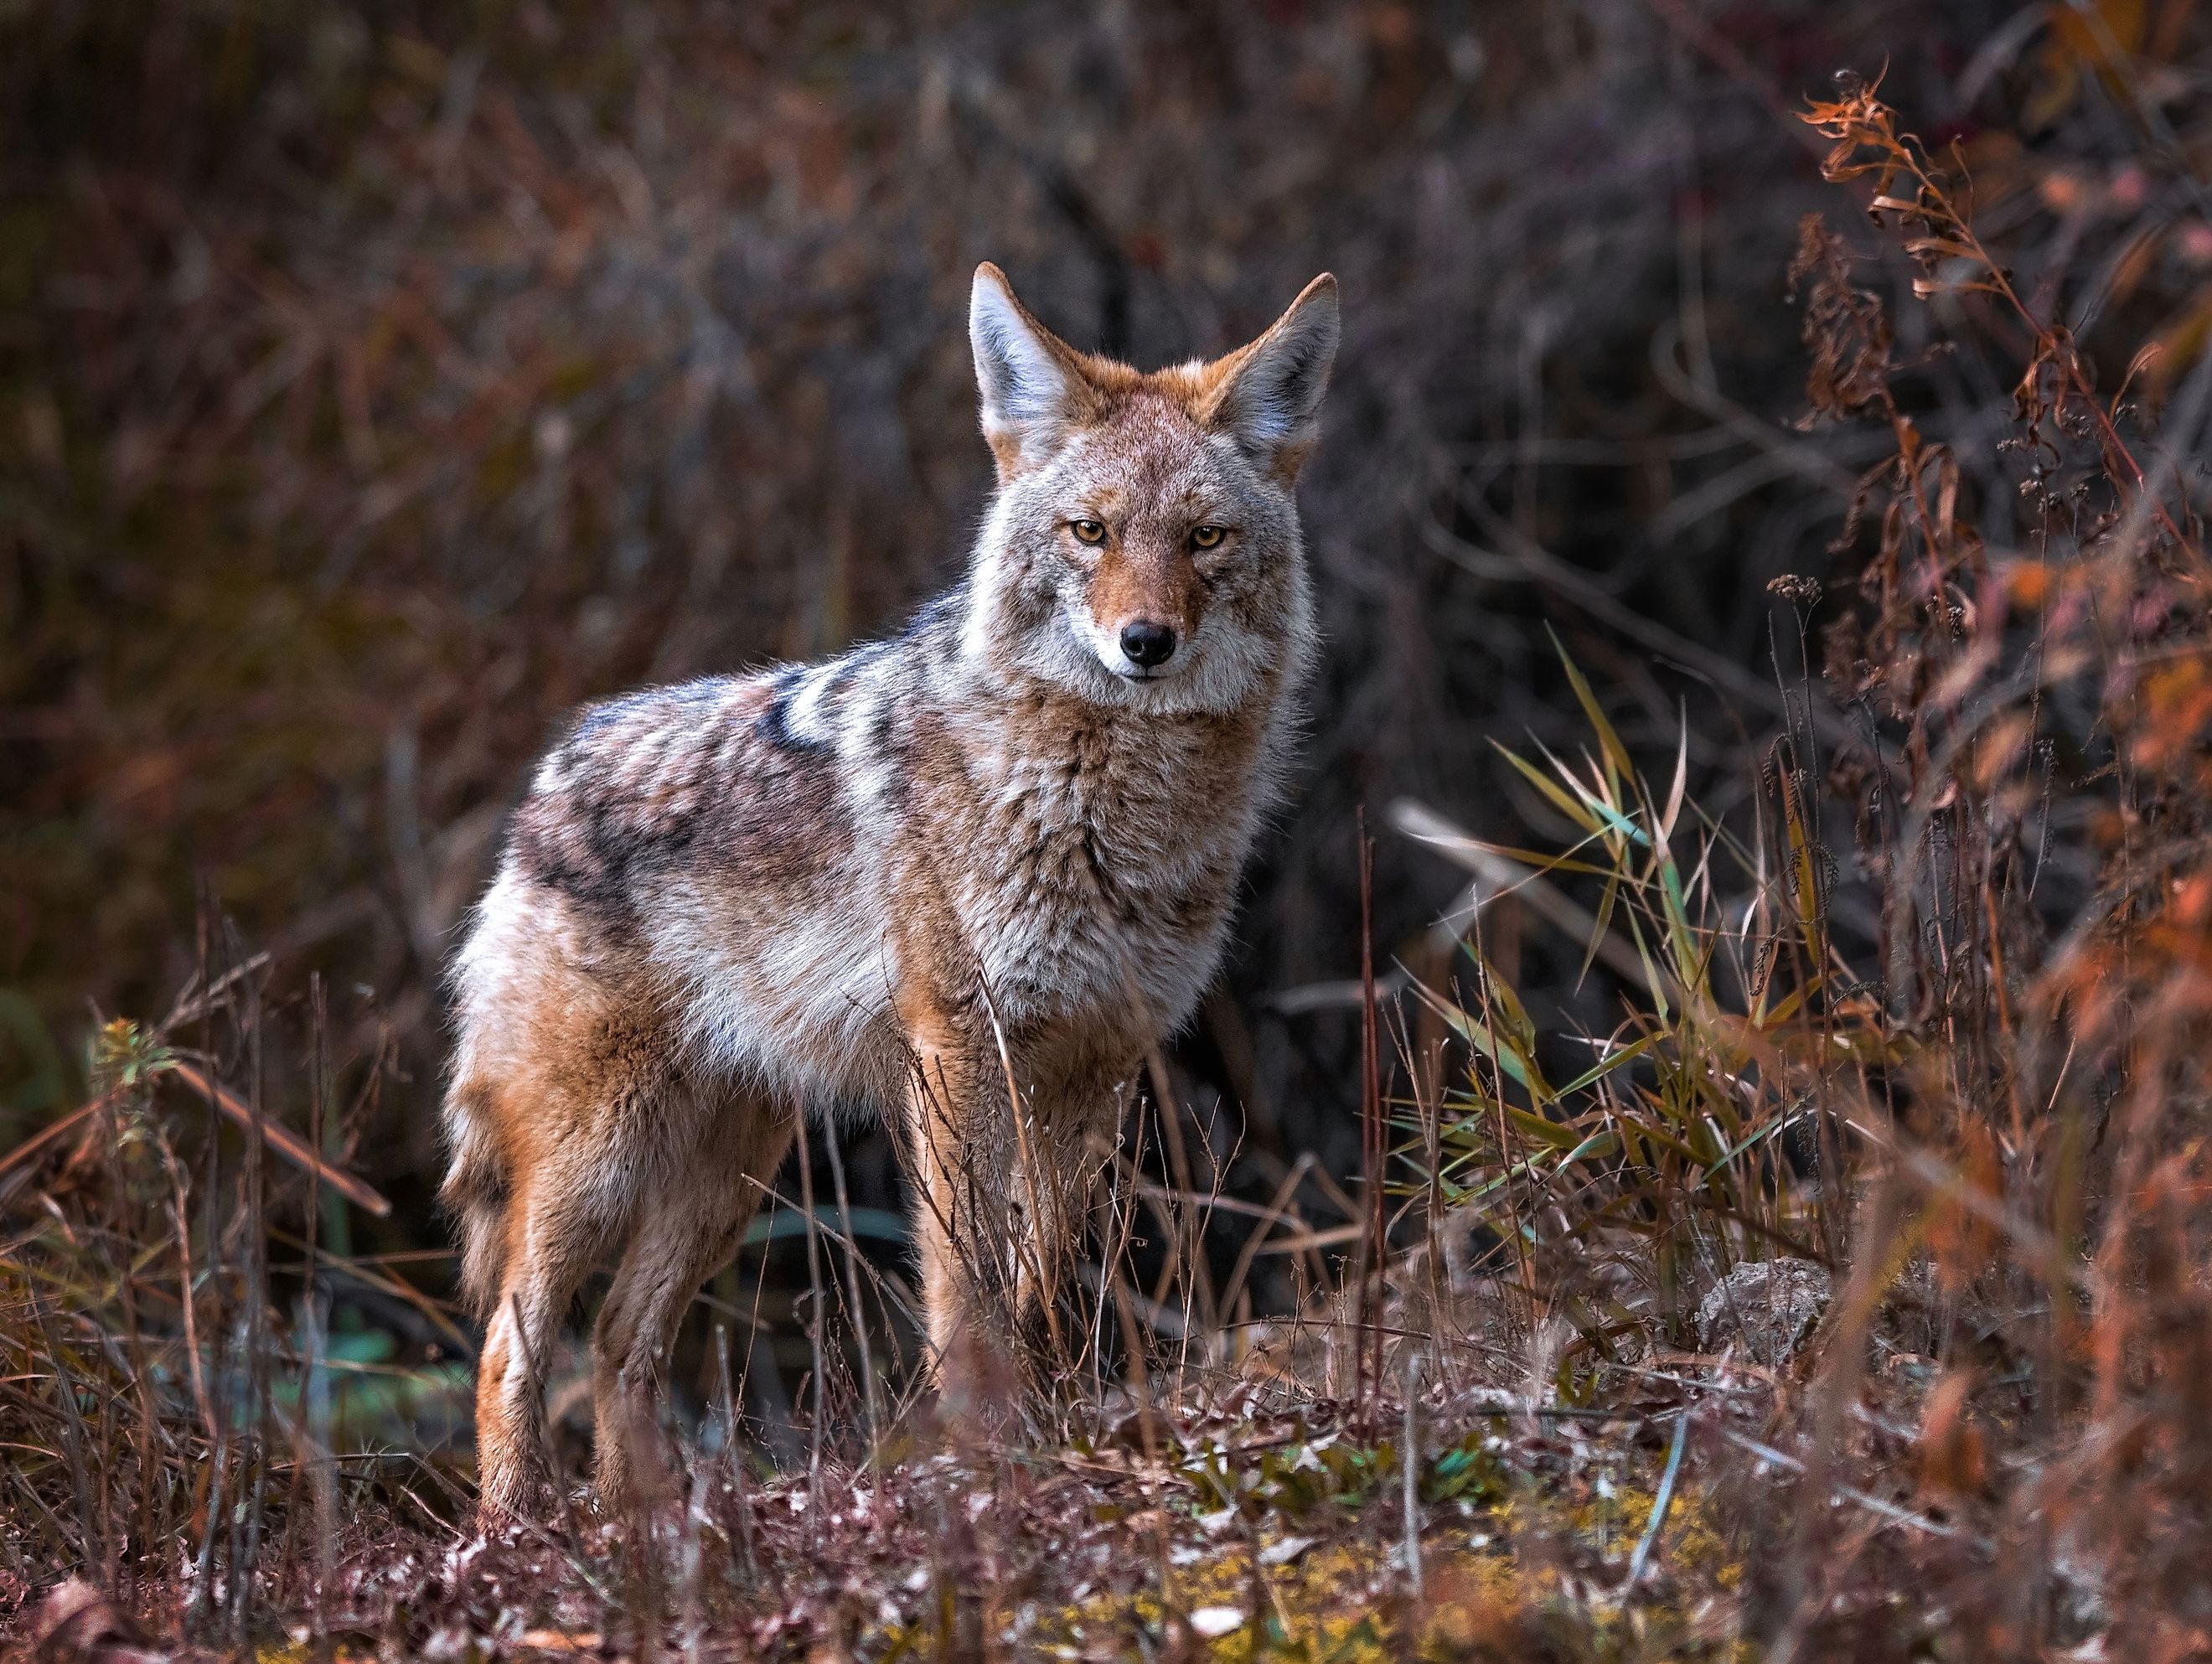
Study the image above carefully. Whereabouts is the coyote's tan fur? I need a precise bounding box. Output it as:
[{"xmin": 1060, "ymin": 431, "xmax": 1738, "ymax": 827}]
[{"xmin": 441, "ymin": 261, "xmax": 1338, "ymax": 1520}]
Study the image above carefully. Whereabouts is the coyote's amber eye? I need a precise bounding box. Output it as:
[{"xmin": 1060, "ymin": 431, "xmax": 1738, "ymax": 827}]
[
  {"xmin": 1191, "ymin": 525, "xmax": 1226, "ymax": 550},
  {"xmin": 1071, "ymin": 519, "xmax": 1107, "ymax": 545}
]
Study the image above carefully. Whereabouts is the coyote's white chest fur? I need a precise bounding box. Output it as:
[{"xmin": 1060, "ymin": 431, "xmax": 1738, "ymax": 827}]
[{"xmin": 441, "ymin": 259, "xmax": 1338, "ymax": 1522}]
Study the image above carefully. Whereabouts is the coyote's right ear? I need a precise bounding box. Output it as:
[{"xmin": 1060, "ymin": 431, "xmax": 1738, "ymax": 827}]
[{"xmin": 970, "ymin": 263, "xmax": 1086, "ymax": 481}]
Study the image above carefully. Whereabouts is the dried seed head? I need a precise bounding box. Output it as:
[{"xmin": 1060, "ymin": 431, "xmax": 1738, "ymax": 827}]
[{"xmin": 1768, "ymin": 574, "xmax": 1824, "ymax": 606}]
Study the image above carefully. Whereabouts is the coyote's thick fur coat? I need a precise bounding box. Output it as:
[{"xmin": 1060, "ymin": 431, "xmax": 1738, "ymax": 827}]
[{"xmin": 442, "ymin": 261, "xmax": 1338, "ymax": 1519}]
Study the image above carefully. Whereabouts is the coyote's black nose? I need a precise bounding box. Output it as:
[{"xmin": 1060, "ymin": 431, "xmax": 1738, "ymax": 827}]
[{"xmin": 1119, "ymin": 620, "xmax": 1177, "ymax": 669}]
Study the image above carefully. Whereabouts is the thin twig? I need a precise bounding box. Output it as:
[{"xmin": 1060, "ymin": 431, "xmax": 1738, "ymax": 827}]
[{"xmin": 1625, "ymin": 1411, "xmax": 1690, "ymax": 1589}]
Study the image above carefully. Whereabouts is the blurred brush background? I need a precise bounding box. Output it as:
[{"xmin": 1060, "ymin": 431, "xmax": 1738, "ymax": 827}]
[{"xmin": 8, "ymin": 0, "xmax": 2212, "ymax": 1654}]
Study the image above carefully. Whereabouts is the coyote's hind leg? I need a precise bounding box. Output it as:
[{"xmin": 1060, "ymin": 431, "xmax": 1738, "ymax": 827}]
[
  {"xmin": 589, "ymin": 1091, "xmax": 797, "ymax": 1511},
  {"xmin": 473, "ymin": 1161, "xmax": 626, "ymax": 1524}
]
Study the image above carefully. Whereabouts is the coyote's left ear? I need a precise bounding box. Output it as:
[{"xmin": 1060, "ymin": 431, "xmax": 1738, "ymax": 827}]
[
  {"xmin": 1205, "ymin": 274, "xmax": 1340, "ymax": 483},
  {"xmin": 970, "ymin": 262, "xmax": 1089, "ymax": 481}
]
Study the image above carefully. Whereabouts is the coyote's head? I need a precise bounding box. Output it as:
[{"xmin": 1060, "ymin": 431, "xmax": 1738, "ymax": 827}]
[{"xmin": 960, "ymin": 263, "xmax": 1338, "ymax": 714}]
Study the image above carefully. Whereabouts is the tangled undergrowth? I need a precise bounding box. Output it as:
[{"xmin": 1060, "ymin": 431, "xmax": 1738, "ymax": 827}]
[{"xmin": 12, "ymin": 17, "xmax": 2212, "ymax": 1664}]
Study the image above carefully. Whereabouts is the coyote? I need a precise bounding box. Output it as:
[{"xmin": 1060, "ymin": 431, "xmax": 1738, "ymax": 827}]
[{"xmin": 441, "ymin": 261, "xmax": 1338, "ymax": 1520}]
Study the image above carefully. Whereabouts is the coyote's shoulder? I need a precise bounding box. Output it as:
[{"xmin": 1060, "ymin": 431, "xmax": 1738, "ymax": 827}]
[{"xmin": 442, "ymin": 261, "xmax": 1338, "ymax": 1521}]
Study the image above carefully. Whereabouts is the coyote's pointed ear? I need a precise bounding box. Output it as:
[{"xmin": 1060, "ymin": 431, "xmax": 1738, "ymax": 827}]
[
  {"xmin": 1205, "ymin": 274, "xmax": 1339, "ymax": 482},
  {"xmin": 970, "ymin": 263, "xmax": 1084, "ymax": 481}
]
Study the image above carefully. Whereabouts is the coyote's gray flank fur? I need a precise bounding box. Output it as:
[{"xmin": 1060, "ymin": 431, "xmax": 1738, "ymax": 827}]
[{"xmin": 441, "ymin": 261, "xmax": 1338, "ymax": 1520}]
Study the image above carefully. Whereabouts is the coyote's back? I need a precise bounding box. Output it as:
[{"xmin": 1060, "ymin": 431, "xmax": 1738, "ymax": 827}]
[{"xmin": 443, "ymin": 260, "xmax": 1338, "ymax": 1522}]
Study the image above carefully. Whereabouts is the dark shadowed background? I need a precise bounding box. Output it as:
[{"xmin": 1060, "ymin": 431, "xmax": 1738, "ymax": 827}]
[{"xmin": 4, "ymin": 0, "xmax": 2201, "ymax": 1359}]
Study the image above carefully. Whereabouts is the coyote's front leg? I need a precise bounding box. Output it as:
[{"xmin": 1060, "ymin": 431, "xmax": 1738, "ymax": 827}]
[{"xmin": 900, "ymin": 1010, "xmax": 1097, "ymax": 1403}]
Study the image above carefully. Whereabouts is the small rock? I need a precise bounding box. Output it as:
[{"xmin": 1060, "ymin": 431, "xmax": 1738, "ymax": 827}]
[{"xmin": 1696, "ymin": 1258, "xmax": 1832, "ymax": 1366}]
